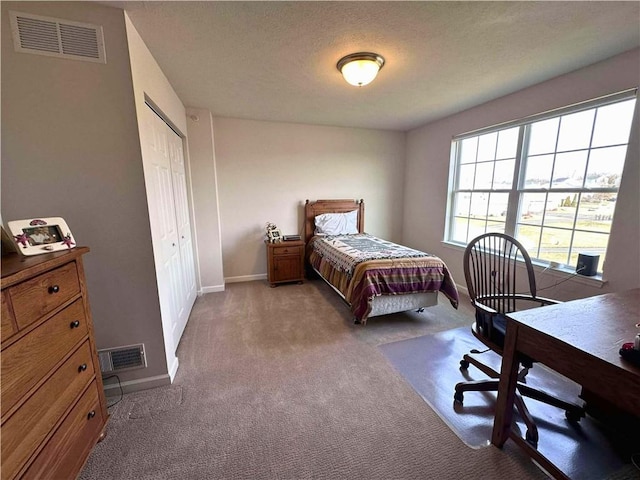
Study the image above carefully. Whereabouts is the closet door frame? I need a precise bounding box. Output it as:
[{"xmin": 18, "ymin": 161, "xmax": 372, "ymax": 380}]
[{"xmin": 139, "ymin": 100, "xmax": 197, "ymax": 371}]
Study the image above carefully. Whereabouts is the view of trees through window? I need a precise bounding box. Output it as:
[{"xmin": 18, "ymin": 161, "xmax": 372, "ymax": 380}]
[{"xmin": 447, "ymin": 93, "xmax": 636, "ymax": 273}]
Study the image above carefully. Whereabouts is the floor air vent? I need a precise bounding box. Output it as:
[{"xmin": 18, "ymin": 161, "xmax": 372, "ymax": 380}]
[
  {"xmin": 99, "ymin": 344, "xmax": 147, "ymax": 374},
  {"xmin": 10, "ymin": 11, "xmax": 106, "ymax": 63}
]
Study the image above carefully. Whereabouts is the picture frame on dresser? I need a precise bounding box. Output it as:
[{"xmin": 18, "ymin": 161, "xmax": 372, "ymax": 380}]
[{"xmin": 7, "ymin": 217, "xmax": 76, "ymax": 256}]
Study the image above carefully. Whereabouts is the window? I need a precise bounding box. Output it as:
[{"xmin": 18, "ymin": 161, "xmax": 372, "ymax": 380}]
[{"xmin": 446, "ymin": 90, "xmax": 637, "ymax": 274}]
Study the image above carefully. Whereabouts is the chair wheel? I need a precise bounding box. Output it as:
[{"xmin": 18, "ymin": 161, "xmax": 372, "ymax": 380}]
[
  {"xmin": 459, "ymin": 359, "xmax": 469, "ymax": 370},
  {"xmin": 454, "ymin": 391, "xmax": 464, "ymax": 405}
]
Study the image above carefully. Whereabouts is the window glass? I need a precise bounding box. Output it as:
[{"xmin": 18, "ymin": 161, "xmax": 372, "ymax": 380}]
[
  {"xmin": 496, "ymin": 127, "xmax": 519, "ymax": 160},
  {"xmin": 528, "ymin": 118, "xmax": 559, "ymax": 155},
  {"xmin": 516, "ymin": 225, "xmax": 542, "ymax": 258},
  {"xmin": 454, "ymin": 192, "xmax": 471, "ymax": 217},
  {"xmin": 585, "ymin": 146, "xmax": 627, "ymax": 188},
  {"xmin": 523, "ymin": 154, "xmax": 554, "ymax": 189},
  {"xmin": 575, "ymin": 193, "xmax": 616, "ymax": 233},
  {"xmin": 477, "ymin": 132, "xmax": 498, "ymax": 162},
  {"xmin": 451, "ymin": 217, "xmax": 469, "ymax": 244},
  {"xmin": 556, "ymin": 110, "xmax": 594, "ymax": 152},
  {"xmin": 519, "ymin": 192, "xmax": 547, "ymax": 226},
  {"xmin": 551, "ymin": 151, "xmax": 587, "ymax": 188},
  {"xmin": 469, "ymin": 192, "xmax": 489, "ymax": 219},
  {"xmin": 460, "ymin": 137, "xmax": 478, "ymax": 164},
  {"xmin": 474, "ymin": 162, "xmax": 494, "ymax": 189},
  {"xmin": 493, "ymin": 159, "xmax": 515, "ymax": 188},
  {"xmin": 540, "ymin": 227, "xmax": 573, "ymax": 265},
  {"xmin": 446, "ymin": 92, "xmax": 636, "ymax": 275},
  {"xmin": 592, "ymin": 99, "xmax": 636, "ymax": 147},
  {"xmin": 488, "ymin": 192, "xmax": 509, "ymax": 219}
]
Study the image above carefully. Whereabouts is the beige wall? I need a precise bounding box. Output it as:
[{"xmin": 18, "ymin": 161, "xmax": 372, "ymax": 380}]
[
  {"xmin": 1, "ymin": 2, "xmax": 170, "ymax": 385},
  {"xmin": 211, "ymin": 118, "xmax": 406, "ymax": 281},
  {"xmin": 186, "ymin": 108, "xmax": 225, "ymax": 293},
  {"xmin": 404, "ymin": 49, "xmax": 640, "ymax": 300}
]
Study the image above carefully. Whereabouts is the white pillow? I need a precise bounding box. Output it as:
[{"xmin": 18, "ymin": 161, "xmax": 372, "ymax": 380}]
[{"xmin": 314, "ymin": 210, "xmax": 359, "ymax": 235}]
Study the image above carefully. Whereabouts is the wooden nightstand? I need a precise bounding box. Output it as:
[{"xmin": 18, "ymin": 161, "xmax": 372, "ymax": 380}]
[{"xmin": 266, "ymin": 240, "xmax": 305, "ymax": 287}]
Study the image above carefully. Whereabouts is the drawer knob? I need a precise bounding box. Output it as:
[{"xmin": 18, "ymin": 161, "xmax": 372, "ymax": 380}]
[
  {"xmin": 70, "ymin": 320, "xmax": 81, "ymax": 329},
  {"xmin": 87, "ymin": 410, "xmax": 96, "ymax": 419},
  {"xmin": 48, "ymin": 285, "xmax": 60, "ymax": 294},
  {"xmin": 78, "ymin": 363, "xmax": 88, "ymax": 372}
]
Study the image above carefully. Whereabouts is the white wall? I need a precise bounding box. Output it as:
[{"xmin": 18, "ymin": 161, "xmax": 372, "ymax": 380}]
[
  {"xmin": 404, "ymin": 49, "xmax": 640, "ymax": 300},
  {"xmin": 186, "ymin": 108, "xmax": 225, "ymax": 293},
  {"xmin": 1, "ymin": 2, "xmax": 169, "ymax": 387},
  {"xmin": 211, "ymin": 118, "xmax": 406, "ymax": 281}
]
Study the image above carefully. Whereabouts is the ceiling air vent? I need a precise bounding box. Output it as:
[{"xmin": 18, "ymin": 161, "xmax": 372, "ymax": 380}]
[
  {"xmin": 10, "ymin": 11, "xmax": 106, "ymax": 63},
  {"xmin": 98, "ymin": 344, "xmax": 147, "ymax": 374}
]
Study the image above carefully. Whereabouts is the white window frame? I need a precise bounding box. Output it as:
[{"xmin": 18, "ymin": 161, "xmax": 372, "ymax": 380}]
[{"xmin": 445, "ymin": 88, "xmax": 637, "ymax": 274}]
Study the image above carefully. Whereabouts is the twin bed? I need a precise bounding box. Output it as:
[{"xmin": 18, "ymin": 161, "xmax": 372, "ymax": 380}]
[{"xmin": 304, "ymin": 199, "xmax": 459, "ymax": 324}]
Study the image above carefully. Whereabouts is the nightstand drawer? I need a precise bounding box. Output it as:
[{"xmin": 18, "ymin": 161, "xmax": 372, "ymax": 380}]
[
  {"xmin": 1, "ymin": 299, "xmax": 88, "ymax": 418},
  {"xmin": 9, "ymin": 262, "xmax": 81, "ymax": 330},
  {"xmin": 272, "ymin": 245, "xmax": 302, "ymax": 256}
]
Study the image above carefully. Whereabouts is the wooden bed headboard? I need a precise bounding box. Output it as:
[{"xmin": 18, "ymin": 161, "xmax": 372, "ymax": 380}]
[{"xmin": 303, "ymin": 199, "xmax": 365, "ymax": 245}]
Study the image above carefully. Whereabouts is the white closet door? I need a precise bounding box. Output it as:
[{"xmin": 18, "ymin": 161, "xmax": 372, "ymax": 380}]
[{"xmin": 140, "ymin": 104, "xmax": 196, "ymax": 355}]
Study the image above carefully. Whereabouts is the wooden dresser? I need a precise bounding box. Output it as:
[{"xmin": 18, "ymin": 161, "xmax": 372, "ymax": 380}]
[
  {"xmin": 1, "ymin": 247, "xmax": 108, "ymax": 480},
  {"xmin": 266, "ymin": 240, "xmax": 305, "ymax": 287}
]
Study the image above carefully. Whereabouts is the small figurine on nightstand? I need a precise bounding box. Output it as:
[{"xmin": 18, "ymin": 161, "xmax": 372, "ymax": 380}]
[{"xmin": 265, "ymin": 222, "xmax": 282, "ymax": 243}]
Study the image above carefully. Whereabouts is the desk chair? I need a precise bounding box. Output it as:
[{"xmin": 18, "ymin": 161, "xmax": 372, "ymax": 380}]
[{"xmin": 454, "ymin": 232, "xmax": 584, "ymax": 446}]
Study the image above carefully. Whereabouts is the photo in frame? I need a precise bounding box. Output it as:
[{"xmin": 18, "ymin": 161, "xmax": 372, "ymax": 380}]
[
  {"xmin": 265, "ymin": 222, "xmax": 282, "ymax": 243},
  {"xmin": 7, "ymin": 217, "xmax": 76, "ymax": 256}
]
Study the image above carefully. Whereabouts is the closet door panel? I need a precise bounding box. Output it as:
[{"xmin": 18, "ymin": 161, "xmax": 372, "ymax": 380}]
[
  {"xmin": 140, "ymin": 106, "xmax": 179, "ymax": 354},
  {"xmin": 141, "ymin": 103, "xmax": 197, "ymax": 355}
]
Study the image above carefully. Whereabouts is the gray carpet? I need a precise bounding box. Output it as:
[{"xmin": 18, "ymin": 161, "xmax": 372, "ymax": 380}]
[
  {"xmin": 380, "ymin": 327, "xmax": 640, "ymax": 479},
  {"xmin": 80, "ymin": 279, "xmax": 548, "ymax": 480}
]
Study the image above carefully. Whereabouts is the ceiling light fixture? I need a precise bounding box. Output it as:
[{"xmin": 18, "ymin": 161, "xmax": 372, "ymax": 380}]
[{"xmin": 336, "ymin": 52, "xmax": 385, "ymax": 87}]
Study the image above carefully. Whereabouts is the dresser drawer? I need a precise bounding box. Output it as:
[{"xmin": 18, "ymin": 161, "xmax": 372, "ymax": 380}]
[
  {"xmin": 9, "ymin": 262, "xmax": 81, "ymax": 330},
  {"xmin": 1, "ymin": 291, "xmax": 17, "ymax": 341},
  {"xmin": 272, "ymin": 245, "xmax": 302, "ymax": 256},
  {"xmin": 22, "ymin": 381, "xmax": 104, "ymax": 480},
  {"xmin": 1, "ymin": 342, "xmax": 95, "ymax": 480},
  {"xmin": 1, "ymin": 299, "xmax": 88, "ymax": 418}
]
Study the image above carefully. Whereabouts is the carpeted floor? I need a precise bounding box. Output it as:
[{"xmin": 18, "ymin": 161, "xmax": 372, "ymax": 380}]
[
  {"xmin": 379, "ymin": 327, "xmax": 640, "ymax": 479},
  {"xmin": 80, "ymin": 279, "xmax": 551, "ymax": 480}
]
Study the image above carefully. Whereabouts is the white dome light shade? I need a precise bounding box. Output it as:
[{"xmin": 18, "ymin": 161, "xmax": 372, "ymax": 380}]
[{"xmin": 337, "ymin": 52, "xmax": 385, "ymax": 87}]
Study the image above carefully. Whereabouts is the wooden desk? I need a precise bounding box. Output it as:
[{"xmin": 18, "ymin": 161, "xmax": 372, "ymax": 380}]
[{"xmin": 492, "ymin": 288, "xmax": 640, "ymax": 479}]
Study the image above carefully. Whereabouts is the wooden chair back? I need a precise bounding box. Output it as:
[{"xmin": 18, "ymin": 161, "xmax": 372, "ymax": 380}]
[{"xmin": 463, "ymin": 232, "xmax": 538, "ymax": 316}]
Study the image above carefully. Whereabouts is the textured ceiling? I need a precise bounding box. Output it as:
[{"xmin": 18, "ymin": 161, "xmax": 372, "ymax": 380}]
[{"xmin": 106, "ymin": 1, "xmax": 640, "ymax": 131}]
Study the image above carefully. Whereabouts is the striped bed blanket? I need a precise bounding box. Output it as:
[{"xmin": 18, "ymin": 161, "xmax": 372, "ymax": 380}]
[{"xmin": 309, "ymin": 234, "xmax": 459, "ymax": 323}]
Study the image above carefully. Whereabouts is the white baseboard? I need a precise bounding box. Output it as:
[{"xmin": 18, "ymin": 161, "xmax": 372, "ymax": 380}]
[
  {"xmin": 102, "ymin": 373, "xmax": 172, "ymax": 395},
  {"xmin": 225, "ymin": 274, "xmax": 267, "ymax": 283},
  {"xmin": 200, "ymin": 284, "xmax": 225, "ymax": 294}
]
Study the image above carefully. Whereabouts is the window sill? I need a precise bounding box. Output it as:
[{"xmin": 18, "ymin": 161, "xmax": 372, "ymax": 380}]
[{"xmin": 440, "ymin": 240, "xmax": 608, "ymax": 289}]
